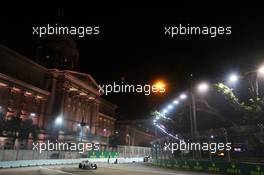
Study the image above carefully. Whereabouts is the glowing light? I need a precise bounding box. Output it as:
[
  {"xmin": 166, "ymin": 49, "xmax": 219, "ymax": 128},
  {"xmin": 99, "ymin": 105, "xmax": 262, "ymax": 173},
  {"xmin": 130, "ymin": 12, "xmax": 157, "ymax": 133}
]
[
  {"xmin": 36, "ymin": 95, "xmax": 43, "ymax": 99},
  {"xmin": 0, "ymin": 82, "xmax": 7, "ymax": 87},
  {"xmin": 229, "ymin": 74, "xmax": 239, "ymax": 83},
  {"xmin": 180, "ymin": 94, "xmax": 187, "ymax": 99},
  {"xmin": 55, "ymin": 116, "xmax": 63, "ymax": 125},
  {"xmin": 80, "ymin": 92, "xmax": 87, "ymax": 96},
  {"xmin": 173, "ymin": 100, "xmax": 179, "ymax": 104},
  {"xmin": 218, "ymin": 152, "xmax": 225, "ymax": 156},
  {"xmin": 153, "ymin": 80, "xmax": 166, "ymax": 93},
  {"xmin": 258, "ymin": 66, "xmax": 264, "ymax": 75},
  {"xmin": 12, "ymin": 87, "xmax": 21, "ymax": 92},
  {"xmin": 197, "ymin": 82, "xmax": 209, "ymax": 93},
  {"xmin": 69, "ymin": 87, "xmax": 78, "ymax": 91},
  {"xmin": 25, "ymin": 91, "xmax": 32, "ymax": 96},
  {"xmin": 30, "ymin": 113, "xmax": 36, "ymax": 117},
  {"xmin": 162, "ymin": 109, "xmax": 168, "ymax": 114},
  {"xmin": 167, "ymin": 105, "xmax": 173, "ymax": 109}
]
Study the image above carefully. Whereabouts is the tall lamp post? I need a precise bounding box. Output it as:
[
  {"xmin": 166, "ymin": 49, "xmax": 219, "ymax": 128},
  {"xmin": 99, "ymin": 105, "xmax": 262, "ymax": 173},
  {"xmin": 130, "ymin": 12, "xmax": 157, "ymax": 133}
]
[
  {"xmin": 54, "ymin": 115, "xmax": 63, "ymax": 140},
  {"xmin": 191, "ymin": 82, "xmax": 209, "ymax": 159},
  {"xmin": 78, "ymin": 117, "xmax": 87, "ymax": 142},
  {"xmin": 55, "ymin": 116, "xmax": 89, "ymax": 142},
  {"xmin": 126, "ymin": 134, "xmax": 130, "ymax": 146},
  {"xmin": 221, "ymin": 128, "xmax": 231, "ymax": 162}
]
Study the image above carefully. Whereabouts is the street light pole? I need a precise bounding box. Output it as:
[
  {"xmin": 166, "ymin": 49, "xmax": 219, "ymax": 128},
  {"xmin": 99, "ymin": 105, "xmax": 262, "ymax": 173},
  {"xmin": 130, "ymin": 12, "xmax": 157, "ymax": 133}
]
[
  {"xmin": 79, "ymin": 117, "xmax": 86, "ymax": 142},
  {"xmin": 189, "ymin": 73, "xmax": 201, "ymax": 159},
  {"xmin": 191, "ymin": 90, "xmax": 201, "ymax": 159},
  {"xmin": 189, "ymin": 74, "xmax": 196, "ymax": 159},
  {"xmin": 80, "ymin": 126, "xmax": 83, "ymax": 142},
  {"xmin": 188, "ymin": 74, "xmax": 195, "ymax": 160},
  {"xmin": 222, "ymin": 128, "xmax": 231, "ymax": 162},
  {"xmin": 126, "ymin": 134, "xmax": 130, "ymax": 146}
]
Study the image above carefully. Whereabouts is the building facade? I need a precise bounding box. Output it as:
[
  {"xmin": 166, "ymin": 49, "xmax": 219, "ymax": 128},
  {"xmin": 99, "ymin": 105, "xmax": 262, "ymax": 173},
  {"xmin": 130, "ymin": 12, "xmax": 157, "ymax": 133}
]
[
  {"xmin": 115, "ymin": 120, "xmax": 157, "ymax": 147},
  {"xmin": 0, "ymin": 45, "xmax": 117, "ymax": 149}
]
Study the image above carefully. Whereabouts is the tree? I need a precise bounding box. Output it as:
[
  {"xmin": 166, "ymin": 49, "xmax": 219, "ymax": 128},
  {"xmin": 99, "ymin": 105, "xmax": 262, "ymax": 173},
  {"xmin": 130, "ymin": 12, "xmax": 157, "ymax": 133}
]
[
  {"xmin": 5, "ymin": 114, "xmax": 22, "ymax": 137},
  {"xmin": 214, "ymin": 82, "xmax": 264, "ymax": 124},
  {"xmin": 214, "ymin": 82, "xmax": 264, "ymax": 155},
  {"xmin": 4, "ymin": 114, "xmax": 40, "ymax": 149},
  {"xmin": 18, "ymin": 118, "xmax": 40, "ymax": 148}
]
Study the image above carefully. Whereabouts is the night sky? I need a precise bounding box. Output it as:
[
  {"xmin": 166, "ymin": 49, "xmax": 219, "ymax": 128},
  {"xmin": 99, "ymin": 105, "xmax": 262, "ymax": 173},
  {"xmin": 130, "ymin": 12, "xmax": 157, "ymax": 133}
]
[{"xmin": 1, "ymin": 7, "xmax": 264, "ymax": 120}]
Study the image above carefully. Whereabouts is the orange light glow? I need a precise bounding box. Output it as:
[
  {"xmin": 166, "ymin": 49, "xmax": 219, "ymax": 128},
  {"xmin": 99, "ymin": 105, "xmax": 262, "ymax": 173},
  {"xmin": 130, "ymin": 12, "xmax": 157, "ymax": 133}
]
[
  {"xmin": 218, "ymin": 152, "xmax": 225, "ymax": 157},
  {"xmin": 153, "ymin": 80, "xmax": 166, "ymax": 93}
]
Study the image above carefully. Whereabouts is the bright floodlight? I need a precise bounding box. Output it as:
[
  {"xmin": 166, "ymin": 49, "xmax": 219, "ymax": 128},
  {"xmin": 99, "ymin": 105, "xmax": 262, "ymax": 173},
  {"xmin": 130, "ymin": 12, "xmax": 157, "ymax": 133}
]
[
  {"xmin": 55, "ymin": 116, "xmax": 63, "ymax": 125},
  {"xmin": 167, "ymin": 105, "xmax": 173, "ymax": 109},
  {"xmin": 162, "ymin": 109, "xmax": 168, "ymax": 114},
  {"xmin": 197, "ymin": 82, "xmax": 209, "ymax": 93},
  {"xmin": 180, "ymin": 94, "xmax": 187, "ymax": 99},
  {"xmin": 229, "ymin": 74, "xmax": 239, "ymax": 83},
  {"xmin": 173, "ymin": 100, "xmax": 179, "ymax": 104},
  {"xmin": 30, "ymin": 113, "xmax": 36, "ymax": 117},
  {"xmin": 77, "ymin": 123, "xmax": 81, "ymax": 127},
  {"xmin": 210, "ymin": 135, "xmax": 214, "ymax": 139},
  {"xmin": 258, "ymin": 66, "xmax": 264, "ymax": 75}
]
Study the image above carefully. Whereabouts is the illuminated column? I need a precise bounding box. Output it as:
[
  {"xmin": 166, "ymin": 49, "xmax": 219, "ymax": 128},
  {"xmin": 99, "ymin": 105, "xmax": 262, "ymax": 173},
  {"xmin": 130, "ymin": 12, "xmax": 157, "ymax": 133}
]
[
  {"xmin": 84, "ymin": 100, "xmax": 90, "ymax": 128},
  {"xmin": 60, "ymin": 88, "xmax": 66, "ymax": 117},
  {"xmin": 91, "ymin": 102, "xmax": 99, "ymax": 135},
  {"xmin": 72, "ymin": 93, "xmax": 79, "ymax": 131},
  {"xmin": 46, "ymin": 75, "xmax": 57, "ymax": 117}
]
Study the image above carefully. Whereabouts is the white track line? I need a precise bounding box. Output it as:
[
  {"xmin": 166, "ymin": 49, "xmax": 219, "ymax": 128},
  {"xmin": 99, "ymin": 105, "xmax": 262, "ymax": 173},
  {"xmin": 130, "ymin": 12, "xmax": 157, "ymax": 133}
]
[
  {"xmin": 39, "ymin": 166, "xmax": 77, "ymax": 175},
  {"xmin": 104, "ymin": 165, "xmax": 192, "ymax": 175}
]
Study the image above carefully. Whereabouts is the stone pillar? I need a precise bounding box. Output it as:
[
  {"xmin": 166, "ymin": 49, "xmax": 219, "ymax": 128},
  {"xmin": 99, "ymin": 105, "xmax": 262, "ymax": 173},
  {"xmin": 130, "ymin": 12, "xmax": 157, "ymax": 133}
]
[
  {"xmin": 46, "ymin": 76, "xmax": 57, "ymax": 117},
  {"xmin": 60, "ymin": 88, "xmax": 66, "ymax": 117},
  {"xmin": 39, "ymin": 99, "xmax": 46, "ymax": 129},
  {"xmin": 90, "ymin": 102, "xmax": 99, "ymax": 135},
  {"xmin": 72, "ymin": 94, "xmax": 79, "ymax": 131}
]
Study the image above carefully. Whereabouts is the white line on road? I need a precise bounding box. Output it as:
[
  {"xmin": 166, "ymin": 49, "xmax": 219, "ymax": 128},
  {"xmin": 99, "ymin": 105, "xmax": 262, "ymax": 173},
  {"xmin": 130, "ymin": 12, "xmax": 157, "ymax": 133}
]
[
  {"xmin": 39, "ymin": 166, "xmax": 77, "ymax": 175},
  {"xmin": 104, "ymin": 165, "xmax": 196, "ymax": 175}
]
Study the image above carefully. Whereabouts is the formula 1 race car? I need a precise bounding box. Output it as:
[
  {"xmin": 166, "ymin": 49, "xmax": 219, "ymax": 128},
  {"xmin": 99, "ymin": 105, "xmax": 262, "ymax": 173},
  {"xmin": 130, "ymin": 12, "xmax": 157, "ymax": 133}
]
[{"xmin": 78, "ymin": 160, "xmax": 97, "ymax": 170}]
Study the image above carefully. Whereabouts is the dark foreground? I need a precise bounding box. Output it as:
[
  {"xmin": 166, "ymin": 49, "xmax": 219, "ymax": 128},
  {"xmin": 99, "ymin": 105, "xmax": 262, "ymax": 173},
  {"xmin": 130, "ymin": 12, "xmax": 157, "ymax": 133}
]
[{"xmin": 0, "ymin": 163, "xmax": 220, "ymax": 175}]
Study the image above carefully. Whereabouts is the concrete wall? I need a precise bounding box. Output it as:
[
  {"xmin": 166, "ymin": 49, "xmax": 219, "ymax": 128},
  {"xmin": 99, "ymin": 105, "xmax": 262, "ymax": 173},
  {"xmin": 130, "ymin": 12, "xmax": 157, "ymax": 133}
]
[
  {"xmin": 0, "ymin": 157, "xmax": 145, "ymax": 168},
  {"xmin": 0, "ymin": 150, "xmax": 81, "ymax": 161}
]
